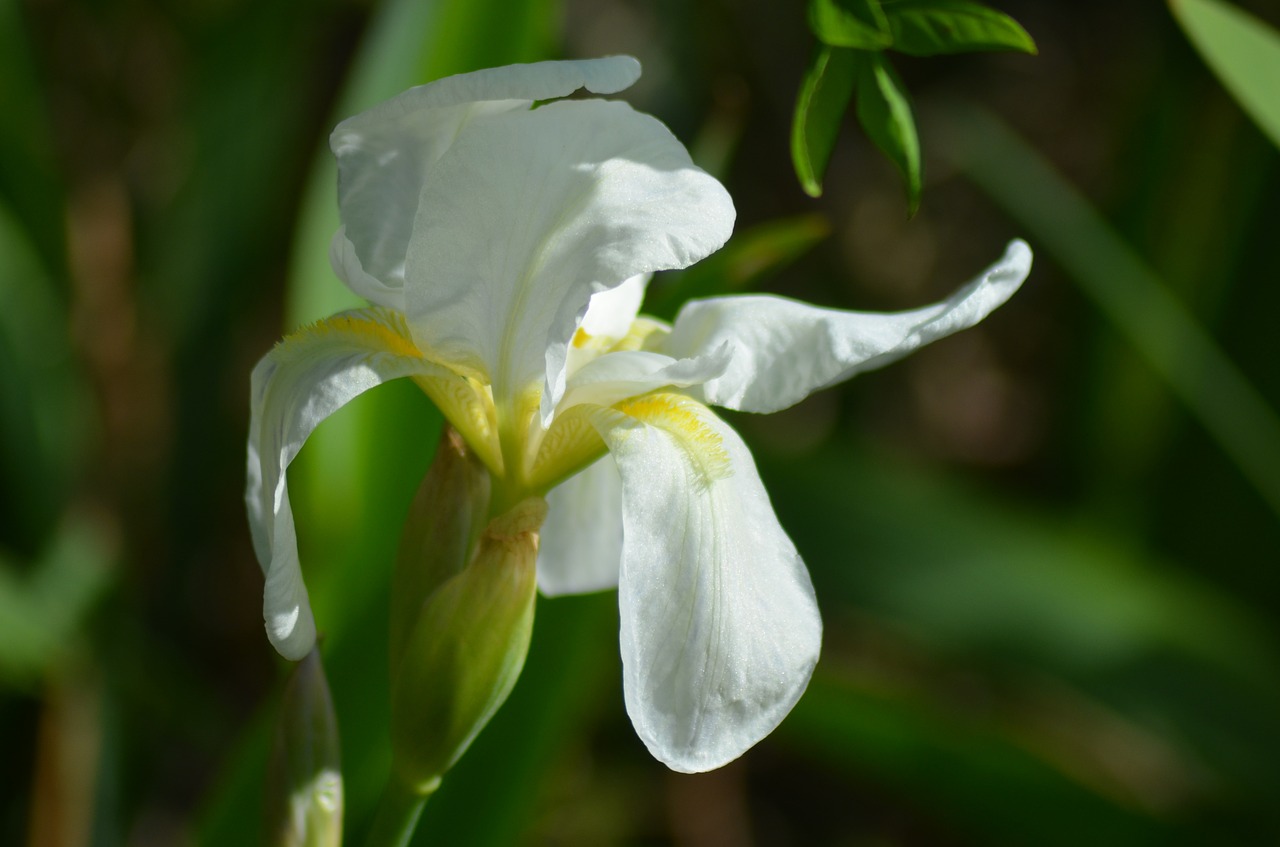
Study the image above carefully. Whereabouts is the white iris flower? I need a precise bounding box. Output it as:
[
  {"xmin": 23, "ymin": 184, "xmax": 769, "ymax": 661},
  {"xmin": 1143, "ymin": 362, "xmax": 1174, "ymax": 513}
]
[{"xmin": 246, "ymin": 56, "xmax": 1031, "ymax": 773}]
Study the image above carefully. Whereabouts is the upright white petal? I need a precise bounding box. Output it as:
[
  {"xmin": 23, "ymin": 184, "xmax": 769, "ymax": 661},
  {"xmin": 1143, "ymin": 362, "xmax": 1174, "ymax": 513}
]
[
  {"xmin": 662, "ymin": 239, "xmax": 1032, "ymax": 413},
  {"xmin": 547, "ymin": 273, "xmax": 649, "ymax": 407},
  {"xmin": 330, "ymin": 57, "xmax": 642, "ymax": 304},
  {"xmin": 402, "ymin": 99, "xmax": 735, "ymax": 409},
  {"xmin": 246, "ymin": 309, "xmax": 439, "ymax": 659},
  {"xmin": 536, "ymin": 453, "xmax": 624, "ymax": 597},
  {"xmin": 589, "ymin": 394, "xmax": 822, "ymax": 772},
  {"xmin": 579, "ymin": 273, "xmax": 649, "ymax": 341}
]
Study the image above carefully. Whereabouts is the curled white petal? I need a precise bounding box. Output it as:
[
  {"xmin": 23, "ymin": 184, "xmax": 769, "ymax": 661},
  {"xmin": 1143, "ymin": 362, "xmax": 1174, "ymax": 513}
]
[
  {"xmin": 536, "ymin": 453, "xmax": 624, "ymax": 597},
  {"xmin": 328, "ymin": 225, "xmax": 404, "ymax": 310},
  {"xmin": 590, "ymin": 395, "xmax": 822, "ymax": 772},
  {"xmin": 337, "ymin": 57, "xmax": 639, "ymax": 131},
  {"xmin": 246, "ymin": 309, "xmax": 436, "ymax": 659},
  {"xmin": 329, "ymin": 57, "xmax": 642, "ymax": 304},
  {"xmin": 402, "ymin": 99, "xmax": 734, "ymax": 410},
  {"xmin": 557, "ymin": 347, "xmax": 731, "ymax": 415},
  {"xmin": 662, "ymin": 239, "xmax": 1032, "ymax": 413}
]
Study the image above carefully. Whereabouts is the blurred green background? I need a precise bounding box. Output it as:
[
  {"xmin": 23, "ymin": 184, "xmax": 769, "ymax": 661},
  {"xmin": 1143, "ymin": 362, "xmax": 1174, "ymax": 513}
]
[{"xmin": 3, "ymin": 0, "xmax": 1280, "ymax": 844}]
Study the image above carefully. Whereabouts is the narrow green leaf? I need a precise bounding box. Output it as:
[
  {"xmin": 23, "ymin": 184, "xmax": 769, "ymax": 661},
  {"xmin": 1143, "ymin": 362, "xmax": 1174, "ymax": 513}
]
[
  {"xmin": 882, "ymin": 0, "xmax": 1037, "ymax": 56},
  {"xmin": 792, "ymin": 47, "xmax": 859, "ymax": 197},
  {"xmin": 809, "ymin": 0, "xmax": 892, "ymax": 49},
  {"xmin": 780, "ymin": 672, "xmax": 1176, "ymax": 846},
  {"xmin": 1171, "ymin": 0, "xmax": 1280, "ymax": 149},
  {"xmin": 943, "ymin": 106, "xmax": 1280, "ymax": 521},
  {"xmin": 853, "ymin": 52, "xmax": 922, "ymax": 214},
  {"xmin": 0, "ymin": 200, "xmax": 91, "ymax": 544}
]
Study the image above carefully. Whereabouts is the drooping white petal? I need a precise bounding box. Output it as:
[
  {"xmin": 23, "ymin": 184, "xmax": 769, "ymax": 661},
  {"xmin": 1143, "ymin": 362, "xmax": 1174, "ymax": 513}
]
[
  {"xmin": 662, "ymin": 239, "xmax": 1032, "ymax": 413},
  {"xmin": 402, "ymin": 99, "xmax": 735, "ymax": 409},
  {"xmin": 536, "ymin": 453, "xmax": 624, "ymax": 597},
  {"xmin": 246, "ymin": 309, "xmax": 441, "ymax": 660},
  {"xmin": 589, "ymin": 394, "xmax": 822, "ymax": 772},
  {"xmin": 330, "ymin": 57, "xmax": 642, "ymax": 303}
]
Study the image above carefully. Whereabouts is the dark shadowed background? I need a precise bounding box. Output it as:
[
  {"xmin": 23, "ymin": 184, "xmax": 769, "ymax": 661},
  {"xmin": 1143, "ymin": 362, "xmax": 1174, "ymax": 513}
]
[{"xmin": 3, "ymin": 0, "xmax": 1279, "ymax": 844}]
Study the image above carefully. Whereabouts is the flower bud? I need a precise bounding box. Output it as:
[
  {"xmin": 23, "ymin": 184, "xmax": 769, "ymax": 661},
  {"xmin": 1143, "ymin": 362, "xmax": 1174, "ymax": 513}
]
[
  {"xmin": 389, "ymin": 496, "xmax": 548, "ymax": 791},
  {"xmin": 390, "ymin": 427, "xmax": 491, "ymax": 677},
  {"xmin": 264, "ymin": 648, "xmax": 343, "ymax": 847}
]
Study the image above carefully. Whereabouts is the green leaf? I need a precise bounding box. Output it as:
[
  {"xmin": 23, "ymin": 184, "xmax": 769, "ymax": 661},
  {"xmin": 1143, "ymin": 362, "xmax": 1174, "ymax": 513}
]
[
  {"xmin": 0, "ymin": 516, "xmax": 114, "ymax": 685},
  {"xmin": 1171, "ymin": 0, "xmax": 1280, "ymax": 149},
  {"xmin": 942, "ymin": 106, "xmax": 1280, "ymax": 521},
  {"xmin": 809, "ymin": 0, "xmax": 892, "ymax": 49},
  {"xmin": 882, "ymin": 0, "xmax": 1037, "ymax": 56},
  {"xmin": 781, "ymin": 672, "xmax": 1175, "ymax": 846},
  {"xmin": 0, "ymin": 200, "xmax": 91, "ymax": 544},
  {"xmin": 792, "ymin": 47, "xmax": 858, "ymax": 197},
  {"xmin": 853, "ymin": 52, "xmax": 922, "ymax": 214}
]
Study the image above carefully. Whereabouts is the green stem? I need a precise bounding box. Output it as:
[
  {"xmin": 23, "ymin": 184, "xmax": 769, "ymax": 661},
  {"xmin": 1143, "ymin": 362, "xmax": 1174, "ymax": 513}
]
[{"xmin": 362, "ymin": 775, "xmax": 437, "ymax": 847}]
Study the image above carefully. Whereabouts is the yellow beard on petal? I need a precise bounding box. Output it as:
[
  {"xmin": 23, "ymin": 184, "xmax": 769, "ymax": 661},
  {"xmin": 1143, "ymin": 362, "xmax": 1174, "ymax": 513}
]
[{"xmin": 612, "ymin": 392, "xmax": 731, "ymax": 487}]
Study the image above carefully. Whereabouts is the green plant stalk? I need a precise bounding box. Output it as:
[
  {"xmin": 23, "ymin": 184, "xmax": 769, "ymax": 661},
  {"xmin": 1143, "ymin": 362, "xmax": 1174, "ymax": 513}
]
[
  {"xmin": 944, "ymin": 105, "xmax": 1280, "ymax": 520},
  {"xmin": 362, "ymin": 777, "xmax": 436, "ymax": 847}
]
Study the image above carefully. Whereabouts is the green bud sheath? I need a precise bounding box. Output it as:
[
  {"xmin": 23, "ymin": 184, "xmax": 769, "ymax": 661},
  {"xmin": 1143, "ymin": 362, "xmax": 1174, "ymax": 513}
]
[
  {"xmin": 390, "ymin": 427, "xmax": 491, "ymax": 678},
  {"xmin": 390, "ymin": 496, "xmax": 548, "ymax": 791},
  {"xmin": 265, "ymin": 648, "xmax": 343, "ymax": 847}
]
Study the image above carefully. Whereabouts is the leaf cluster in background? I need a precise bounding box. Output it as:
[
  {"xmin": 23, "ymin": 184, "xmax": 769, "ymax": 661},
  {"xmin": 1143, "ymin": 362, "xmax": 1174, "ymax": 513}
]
[{"xmin": 792, "ymin": 0, "xmax": 1035, "ymax": 212}]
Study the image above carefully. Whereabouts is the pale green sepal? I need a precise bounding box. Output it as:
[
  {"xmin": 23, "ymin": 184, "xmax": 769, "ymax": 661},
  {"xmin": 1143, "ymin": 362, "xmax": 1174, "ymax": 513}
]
[
  {"xmin": 265, "ymin": 648, "xmax": 343, "ymax": 847},
  {"xmin": 389, "ymin": 427, "xmax": 491, "ymax": 678},
  {"xmin": 390, "ymin": 497, "xmax": 548, "ymax": 789}
]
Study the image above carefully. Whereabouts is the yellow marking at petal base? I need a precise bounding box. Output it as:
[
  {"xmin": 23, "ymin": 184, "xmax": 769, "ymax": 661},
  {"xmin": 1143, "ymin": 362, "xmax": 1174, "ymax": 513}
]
[
  {"xmin": 414, "ymin": 372, "xmax": 502, "ymax": 477},
  {"xmin": 613, "ymin": 393, "xmax": 731, "ymax": 485},
  {"xmin": 611, "ymin": 316, "xmax": 669, "ymax": 353},
  {"xmin": 526, "ymin": 405, "xmax": 608, "ymax": 492},
  {"xmin": 281, "ymin": 308, "xmax": 504, "ymax": 475},
  {"xmin": 282, "ymin": 310, "xmax": 424, "ymax": 361},
  {"xmin": 572, "ymin": 327, "xmax": 592, "ymax": 348}
]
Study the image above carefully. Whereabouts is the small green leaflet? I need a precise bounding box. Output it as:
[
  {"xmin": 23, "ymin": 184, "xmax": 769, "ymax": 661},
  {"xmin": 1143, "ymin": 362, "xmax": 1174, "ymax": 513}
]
[
  {"xmin": 855, "ymin": 52, "xmax": 922, "ymax": 214},
  {"xmin": 792, "ymin": 46, "xmax": 859, "ymax": 197},
  {"xmin": 809, "ymin": 0, "xmax": 892, "ymax": 49},
  {"xmin": 882, "ymin": 0, "xmax": 1037, "ymax": 56},
  {"xmin": 1171, "ymin": 0, "xmax": 1280, "ymax": 149},
  {"xmin": 795, "ymin": 0, "xmax": 1034, "ymax": 210}
]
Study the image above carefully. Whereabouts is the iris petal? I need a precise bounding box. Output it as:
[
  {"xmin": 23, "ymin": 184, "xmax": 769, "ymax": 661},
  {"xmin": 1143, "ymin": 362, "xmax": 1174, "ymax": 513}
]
[
  {"xmin": 536, "ymin": 453, "xmax": 624, "ymax": 597},
  {"xmin": 662, "ymin": 239, "xmax": 1032, "ymax": 413},
  {"xmin": 402, "ymin": 99, "xmax": 734, "ymax": 411},
  {"xmin": 246, "ymin": 308, "xmax": 447, "ymax": 659},
  {"xmin": 590, "ymin": 394, "xmax": 822, "ymax": 772},
  {"xmin": 330, "ymin": 57, "xmax": 643, "ymax": 305}
]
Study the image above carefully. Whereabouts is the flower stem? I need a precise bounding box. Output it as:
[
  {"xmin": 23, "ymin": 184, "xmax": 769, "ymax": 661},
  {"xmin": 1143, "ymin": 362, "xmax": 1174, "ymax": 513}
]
[{"xmin": 361, "ymin": 775, "xmax": 438, "ymax": 847}]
